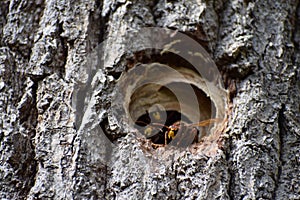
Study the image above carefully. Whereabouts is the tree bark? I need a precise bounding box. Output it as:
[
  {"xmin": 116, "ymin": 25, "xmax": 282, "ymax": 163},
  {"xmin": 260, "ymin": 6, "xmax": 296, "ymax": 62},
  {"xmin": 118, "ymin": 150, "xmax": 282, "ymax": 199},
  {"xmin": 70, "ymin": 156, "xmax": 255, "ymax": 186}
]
[{"xmin": 0, "ymin": 0, "xmax": 299, "ymax": 199}]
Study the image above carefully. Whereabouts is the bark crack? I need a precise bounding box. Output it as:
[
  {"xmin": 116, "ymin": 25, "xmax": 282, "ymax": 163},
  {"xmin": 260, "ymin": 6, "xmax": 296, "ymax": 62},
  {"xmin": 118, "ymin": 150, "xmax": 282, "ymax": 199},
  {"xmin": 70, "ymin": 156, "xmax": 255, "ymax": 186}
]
[
  {"xmin": 57, "ymin": 22, "xmax": 67, "ymax": 79},
  {"xmin": 24, "ymin": 77, "xmax": 39, "ymax": 197},
  {"xmin": 225, "ymin": 143, "xmax": 234, "ymax": 200},
  {"xmin": 272, "ymin": 105, "xmax": 285, "ymax": 199}
]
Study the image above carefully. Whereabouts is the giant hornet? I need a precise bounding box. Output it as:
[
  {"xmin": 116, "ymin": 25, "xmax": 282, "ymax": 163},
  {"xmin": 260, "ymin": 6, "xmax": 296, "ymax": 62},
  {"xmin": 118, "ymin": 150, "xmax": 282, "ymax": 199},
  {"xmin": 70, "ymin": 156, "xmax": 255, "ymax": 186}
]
[{"xmin": 135, "ymin": 111, "xmax": 222, "ymax": 148}]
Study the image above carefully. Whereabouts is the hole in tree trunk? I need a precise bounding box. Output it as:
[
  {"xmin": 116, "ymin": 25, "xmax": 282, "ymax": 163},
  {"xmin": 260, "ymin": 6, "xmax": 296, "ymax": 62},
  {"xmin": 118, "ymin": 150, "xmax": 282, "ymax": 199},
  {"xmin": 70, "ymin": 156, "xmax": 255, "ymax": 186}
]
[{"xmin": 110, "ymin": 32, "xmax": 228, "ymax": 150}]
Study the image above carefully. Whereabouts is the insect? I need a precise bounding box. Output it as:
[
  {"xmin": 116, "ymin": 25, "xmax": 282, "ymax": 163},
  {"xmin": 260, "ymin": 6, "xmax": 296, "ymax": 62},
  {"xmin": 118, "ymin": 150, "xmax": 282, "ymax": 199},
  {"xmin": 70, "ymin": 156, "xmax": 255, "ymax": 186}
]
[
  {"xmin": 136, "ymin": 112, "xmax": 222, "ymax": 148},
  {"xmin": 162, "ymin": 118, "xmax": 221, "ymax": 147}
]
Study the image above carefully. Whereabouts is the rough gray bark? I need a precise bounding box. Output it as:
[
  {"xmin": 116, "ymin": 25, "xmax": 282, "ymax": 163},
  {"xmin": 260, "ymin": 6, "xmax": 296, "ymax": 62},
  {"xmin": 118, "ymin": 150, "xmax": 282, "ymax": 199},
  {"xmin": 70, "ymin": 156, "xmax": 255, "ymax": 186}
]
[{"xmin": 0, "ymin": 0, "xmax": 299, "ymax": 199}]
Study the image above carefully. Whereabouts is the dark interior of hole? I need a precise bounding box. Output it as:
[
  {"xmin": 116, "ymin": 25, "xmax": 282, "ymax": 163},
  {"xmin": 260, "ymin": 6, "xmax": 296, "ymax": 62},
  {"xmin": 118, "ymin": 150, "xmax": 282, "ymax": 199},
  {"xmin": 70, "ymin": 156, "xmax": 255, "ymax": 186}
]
[
  {"xmin": 156, "ymin": 83, "xmax": 215, "ymax": 120},
  {"xmin": 131, "ymin": 82, "xmax": 216, "ymax": 146},
  {"xmin": 126, "ymin": 49, "xmax": 201, "ymax": 76},
  {"xmin": 190, "ymin": 84, "xmax": 216, "ymax": 119},
  {"xmin": 135, "ymin": 110, "xmax": 192, "ymax": 145}
]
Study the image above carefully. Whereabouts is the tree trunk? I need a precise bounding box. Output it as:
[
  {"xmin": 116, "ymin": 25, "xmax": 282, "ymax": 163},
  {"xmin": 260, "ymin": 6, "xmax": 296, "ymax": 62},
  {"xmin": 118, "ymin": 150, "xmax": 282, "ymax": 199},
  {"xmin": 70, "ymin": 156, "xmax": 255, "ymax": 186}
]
[{"xmin": 0, "ymin": 0, "xmax": 299, "ymax": 199}]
